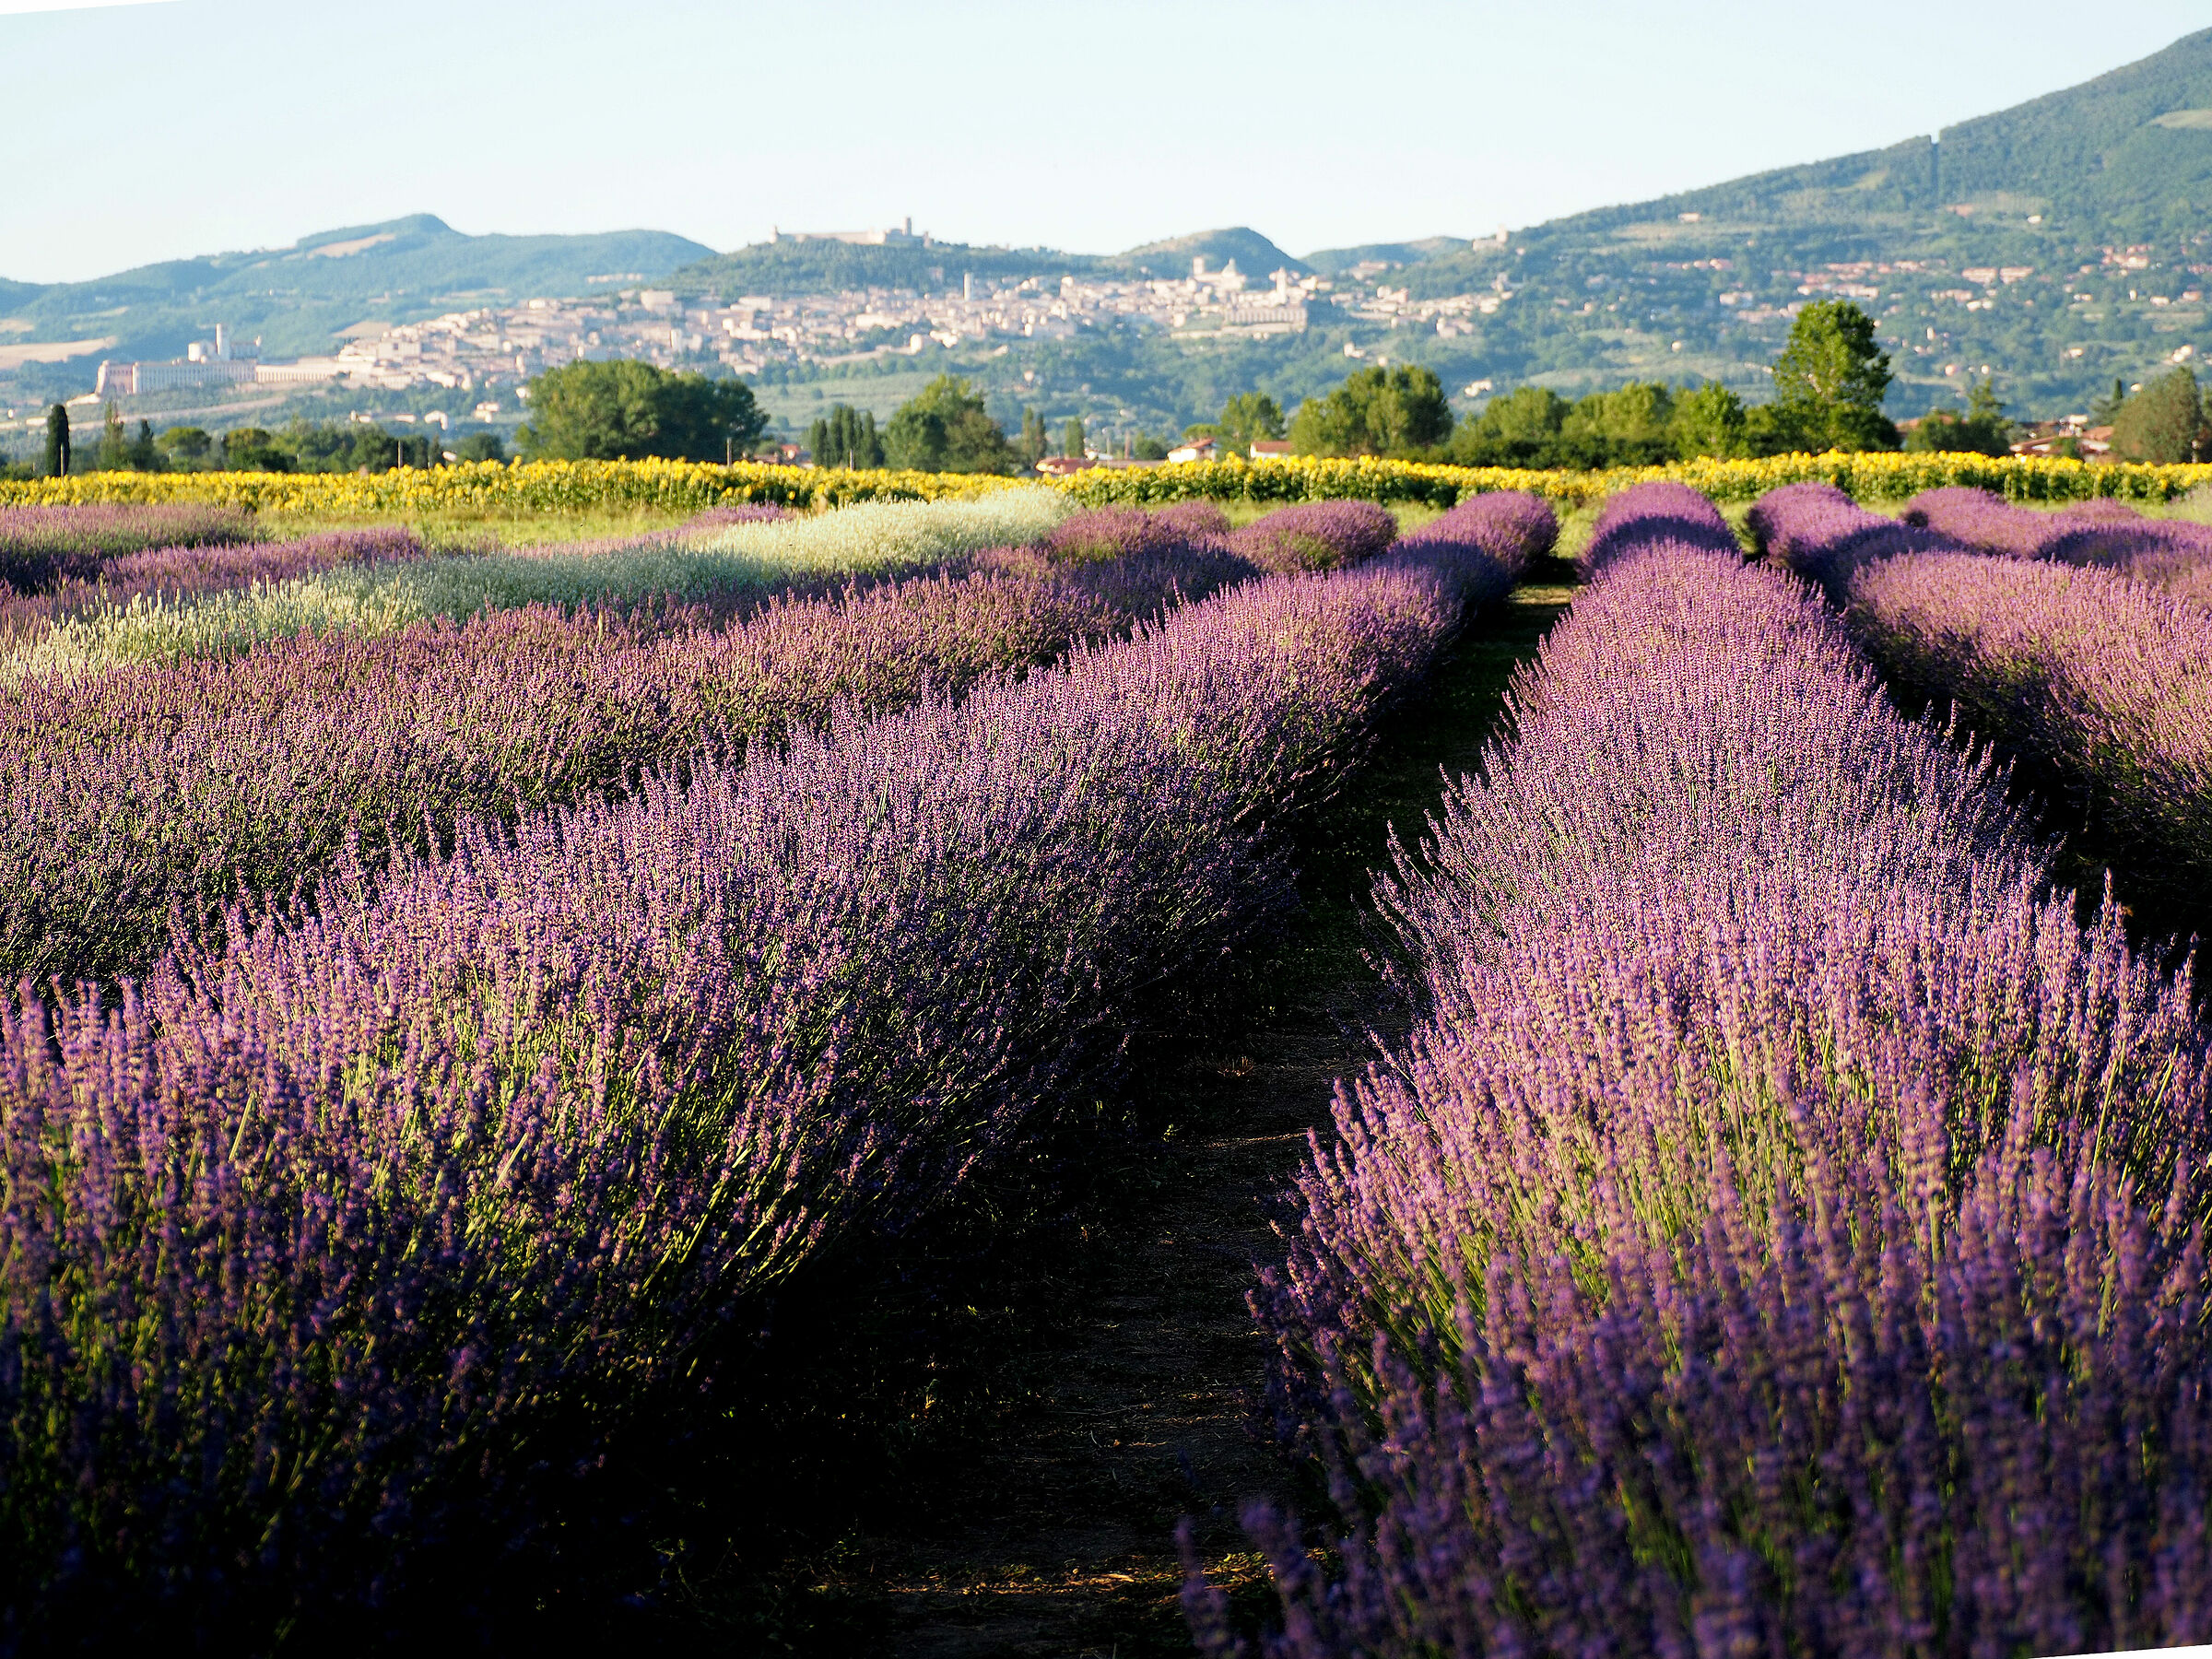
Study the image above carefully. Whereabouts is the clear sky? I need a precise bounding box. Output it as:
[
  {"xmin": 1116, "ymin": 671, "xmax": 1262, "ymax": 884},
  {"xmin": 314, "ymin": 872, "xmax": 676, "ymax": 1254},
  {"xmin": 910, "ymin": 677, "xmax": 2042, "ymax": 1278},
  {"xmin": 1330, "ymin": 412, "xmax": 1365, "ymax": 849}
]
[{"xmin": 4, "ymin": 0, "xmax": 2206, "ymax": 284}]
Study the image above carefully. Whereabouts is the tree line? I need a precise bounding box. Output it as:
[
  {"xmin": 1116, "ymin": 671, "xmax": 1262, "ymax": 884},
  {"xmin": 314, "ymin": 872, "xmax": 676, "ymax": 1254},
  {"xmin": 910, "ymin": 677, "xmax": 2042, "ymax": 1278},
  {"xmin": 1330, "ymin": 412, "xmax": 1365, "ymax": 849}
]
[{"xmin": 19, "ymin": 402, "xmax": 507, "ymax": 478}]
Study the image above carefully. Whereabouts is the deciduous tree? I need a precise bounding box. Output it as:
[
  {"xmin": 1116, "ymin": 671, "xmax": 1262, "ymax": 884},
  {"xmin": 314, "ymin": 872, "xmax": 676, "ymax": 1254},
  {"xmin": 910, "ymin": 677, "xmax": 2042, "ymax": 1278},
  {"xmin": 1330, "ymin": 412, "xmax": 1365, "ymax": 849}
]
[
  {"xmin": 884, "ymin": 376, "xmax": 1016, "ymax": 474},
  {"xmin": 1668, "ymin": 382, "xmax": 1747, "ymax": 459},
  {"xmin": 2111, "ymin": 366, "xmax": 2205, "ymax": 463},
  {"xmin": 1289, "ymin": 365, "xmax": 1452, "ymax": 457},
  {"xmin": 518, "ymin": 360, "xmax": 767, "ymax": 463},
  {"xmin": 1905, "ymin": 376, "xmax": 2016, "ymax": 456},
  {"xmin": 1768, "ymin": 300, "xmax": 1897, "ymax": 452}
]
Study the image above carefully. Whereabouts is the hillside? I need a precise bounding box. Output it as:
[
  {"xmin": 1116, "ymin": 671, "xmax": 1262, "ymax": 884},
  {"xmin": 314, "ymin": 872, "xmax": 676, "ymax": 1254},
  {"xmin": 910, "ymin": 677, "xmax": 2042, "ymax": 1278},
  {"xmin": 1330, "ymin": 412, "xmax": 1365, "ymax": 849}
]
[
  {"xmin": 0, "ymin": 216, "xmax": 712, "ymax": 397},
  {"xmin": 1358, "ymin": 29, "xmax": 2212, "ymax": 415},
  {"xmin": 666, "ymin": 237, "xmax": 1104, "ymax": 299},
  {"xmin": 1303, "ymin": 237, "xmax": 1470, "ymax": 276}
]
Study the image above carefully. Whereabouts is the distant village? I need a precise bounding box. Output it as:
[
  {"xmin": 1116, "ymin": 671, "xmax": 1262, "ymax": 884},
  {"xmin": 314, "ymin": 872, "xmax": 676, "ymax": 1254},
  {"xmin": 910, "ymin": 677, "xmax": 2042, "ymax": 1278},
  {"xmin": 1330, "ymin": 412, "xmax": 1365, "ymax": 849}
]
[
  {"xmin": 52, "ymin": 222, "xmax": 1522, "ymax": 441},
  {"xmin": 7, "ymin": 221, "xmax": 2205, "ymax": 464}
]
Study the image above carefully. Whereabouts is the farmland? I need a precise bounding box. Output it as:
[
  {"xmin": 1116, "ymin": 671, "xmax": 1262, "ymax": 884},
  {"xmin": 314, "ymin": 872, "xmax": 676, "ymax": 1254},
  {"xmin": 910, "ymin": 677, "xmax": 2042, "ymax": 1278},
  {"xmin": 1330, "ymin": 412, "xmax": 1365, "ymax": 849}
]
[{"xmin": 3, "ymin": 454, "xmax": 2211, "ymax": 1655}]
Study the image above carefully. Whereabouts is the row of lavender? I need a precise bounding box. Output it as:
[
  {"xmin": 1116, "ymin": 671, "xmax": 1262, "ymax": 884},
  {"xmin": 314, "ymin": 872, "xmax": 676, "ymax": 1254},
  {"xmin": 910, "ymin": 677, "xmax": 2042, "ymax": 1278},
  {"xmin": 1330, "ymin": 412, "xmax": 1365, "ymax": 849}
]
[
  {"xmin": 1902, "ymin": 484, "xmax": 2212, "ymax": 606},
  {"xmin": 0, "ymin": 492, "xmax": 1553, "ymax": 1641},
  {"xmin": 0, "ymin": 502, "xmax": 423, "ymax": 634},
  {"xmin": 0, "ymin": 499, "xmax": 1397, "ymax": 992},
  {"xmin": 1196, "ymin": 484, "xmax": 2212, "ymax": 1655},
  {"xmin": 1754, "ymin": 481, "xmax": 2212, "ymax": 913}
]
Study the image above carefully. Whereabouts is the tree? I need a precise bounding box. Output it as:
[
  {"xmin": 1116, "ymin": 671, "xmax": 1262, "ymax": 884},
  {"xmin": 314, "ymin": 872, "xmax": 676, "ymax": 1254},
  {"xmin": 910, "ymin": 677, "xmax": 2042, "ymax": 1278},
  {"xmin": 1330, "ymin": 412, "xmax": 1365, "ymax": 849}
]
[
  {"xmin": 1668, "ymin": 382, "xmax": 1747, "ymax": 459},
  {"xmin": 1018, "ymin": 406, "xmax": 1049, "ymax": 465},
  {"xmin": 1217, "ymin": 392, "xmax": 1286, "ymax": 455},
  {"xmin": 223, "ymin": 428, "xmax": 296, "ymax": 472},
  {"xmin": 1444, "ymin": 385, "xmax": 1570, "ymax": 465},
  {"xmin": 1289, "ymin": 365, "xmax": 1453, "ymax": 457},
  {"xmin": 517, "ymin": 360, "xmax": 768, "ymax": 462},
  {"xmin": 1905, "ymin": 377, "xmax": 2015, "ymax": 456},
  {"xmin": 128, "ymin": 419, "xmax": 159, "ymax": 471},
  {"xmin": 1768, "ymin": 300, "xmax": 1897, "ymax": 452},
  {"xmin": 883, "ymin": 376, "xmax": 1015, "ymax": 474},
  {"xmin": 807, "ymin": 403, "xmax": 885, "ymax": 470},
  {"xmin": 2111, "ymin": 367, "xmax": 2206, "ymax": 463},
  {"xmin": 157, "ymin": 426, "xmax": 212, "ymax": 465},
  {"xmin": 96, "ymin": 404, "xmax": 130, "ymax": 472},
  {"xmin": 2090, "ymin": 378, "xmax": 2128, "ymax": 426},
  {"xmin": 1062, "ymin": 416, "xmax": 1087, "ymax": 459},
  {"xmin": 41, "ymin": 405, "xmax": 69, "ymax": 478},
  {"xmin": 1561, "ymin": 382, "xmax": 1676, "ymax": 465},
  {"xmin": 454, "ymin": 431, "xmax": 507, "ymax": 464},
  {"xmin": 1131, "ymin": 434, "xmax": 1171, "ymax": 461}
]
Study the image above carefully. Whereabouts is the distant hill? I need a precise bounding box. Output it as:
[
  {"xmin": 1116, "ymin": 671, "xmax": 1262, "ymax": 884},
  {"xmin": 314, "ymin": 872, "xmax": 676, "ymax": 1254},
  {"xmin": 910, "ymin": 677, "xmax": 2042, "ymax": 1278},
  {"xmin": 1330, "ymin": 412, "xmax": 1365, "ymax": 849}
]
[
  {"xmin": 665, "ymin": 225, "xmax": 1309, "ymax": 297},
  {"xmin": 1111, "ymin": 228, "xmax": 1308, "ymax": 280},
  {"xmin": 1303, "ymin": 238, "xmax": 1471, "ymax": 276},
  {"xmin": 0, "ymin": 215, "xmax": 713, "ymax": 387},
  {"xmin": 1315, "ymin": 29, "xmax": 2212, "ymax": 413}
]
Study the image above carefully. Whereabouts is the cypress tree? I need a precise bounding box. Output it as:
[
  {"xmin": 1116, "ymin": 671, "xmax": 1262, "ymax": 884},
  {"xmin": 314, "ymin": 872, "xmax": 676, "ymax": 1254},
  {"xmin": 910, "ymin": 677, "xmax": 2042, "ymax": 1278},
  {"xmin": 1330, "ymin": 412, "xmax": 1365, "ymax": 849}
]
[
  {"xmin": 1062, "ymin": 416, "xmax": 1086, "ymax": 459},
  {"xmin": 42, "ymin": 405, "xmax": 70, "ymax": 477}
]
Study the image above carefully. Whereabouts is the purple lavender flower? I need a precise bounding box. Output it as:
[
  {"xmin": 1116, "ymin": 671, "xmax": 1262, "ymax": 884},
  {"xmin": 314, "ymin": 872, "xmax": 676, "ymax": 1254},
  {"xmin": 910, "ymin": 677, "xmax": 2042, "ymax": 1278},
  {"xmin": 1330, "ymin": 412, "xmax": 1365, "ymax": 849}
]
[
  {"xmin": 1206, "ymin": 481, "xmax": 2212, "ymax": 1658},
  {"xmin": 677, "ymin": 501, "xmax": 792, "ymax": 533},
  {"xmin": 0, "ymin": 502, "xmax": 258, "ymax": 591},
  {"xmin": 1230, "ymin": 500, "xmax": 1397, "ymax": 574},
  {"xmin": 1847, "ymin": 547, "xmax": 2212, "ymax": 909}
]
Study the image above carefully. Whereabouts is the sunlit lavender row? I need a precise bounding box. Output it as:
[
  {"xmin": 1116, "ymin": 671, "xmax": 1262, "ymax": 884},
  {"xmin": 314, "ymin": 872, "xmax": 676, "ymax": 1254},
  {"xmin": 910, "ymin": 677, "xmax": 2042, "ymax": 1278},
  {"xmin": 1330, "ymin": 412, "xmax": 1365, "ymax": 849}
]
[
  {"xmin": 0, "ymin": 489, "xmax": 1549, "ymax": 1639},
  {"xmin": 0, "ymin": 527, "xmax": 425, "ymax": 640},
  {"xmin": 1195, "ymin": 483, "xmax": 2212, "ymax": 1657}
]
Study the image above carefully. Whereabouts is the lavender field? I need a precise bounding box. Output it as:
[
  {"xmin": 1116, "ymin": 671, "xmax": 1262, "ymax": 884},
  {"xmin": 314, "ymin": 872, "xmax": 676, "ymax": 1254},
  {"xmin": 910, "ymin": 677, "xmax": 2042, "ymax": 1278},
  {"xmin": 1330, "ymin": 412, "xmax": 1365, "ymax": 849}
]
[{"xmin": 4, "ymin": 480, "xmax": 2208, "ymax": 1655}]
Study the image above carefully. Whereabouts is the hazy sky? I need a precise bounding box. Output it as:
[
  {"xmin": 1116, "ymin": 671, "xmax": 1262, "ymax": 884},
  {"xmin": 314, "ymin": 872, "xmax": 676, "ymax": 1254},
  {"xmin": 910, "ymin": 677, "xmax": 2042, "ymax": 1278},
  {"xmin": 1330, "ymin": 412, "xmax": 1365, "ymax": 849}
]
[{"xmin": 4, "ymin": 1, "xmax": 2206, "ymax": 283}]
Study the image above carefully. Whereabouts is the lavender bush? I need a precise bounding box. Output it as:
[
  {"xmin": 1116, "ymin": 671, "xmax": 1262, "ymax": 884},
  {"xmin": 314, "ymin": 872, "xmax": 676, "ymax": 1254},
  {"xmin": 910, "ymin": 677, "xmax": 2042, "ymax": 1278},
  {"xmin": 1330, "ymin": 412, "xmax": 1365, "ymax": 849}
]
[
  {"xmin": 1849, "ymin": 548, "xmax": 2212, "ymax": 909},
  {"xmin": 1045, "ymin": 502, "xmax": 1223, "ymax": 565},
  {"xmin": 0, "ymin": 489, "xmax": 1552, "ymax": 1640},
  {"xmin": 1230, "ymin": 500, "xmax": 1397, "ymax": 573},
  {"xmin": 0, "ymin": 492, "xmax": 1075, "ymax": 682},
  {"xmin": 1746, "ymin": 478, "xmax": 1951, "ymax": 594},
  {"xmin": 0, "ymin": 502, "xmax": 258, "ymax": 590},
  {"xmin": 1198, "ymin": 482, "xmax": 2212, "ymax": 1657},
  {"xmin": 1577, "ymin": 477, "xmax": 1736, "ymax": 575},
  {"xmin": 677, "ymin": 501, "xmax": 791, "ymax": 533},
  {"xmin": 1905, "ymin": 484, "xmax": 2212, "ymax": 600}
]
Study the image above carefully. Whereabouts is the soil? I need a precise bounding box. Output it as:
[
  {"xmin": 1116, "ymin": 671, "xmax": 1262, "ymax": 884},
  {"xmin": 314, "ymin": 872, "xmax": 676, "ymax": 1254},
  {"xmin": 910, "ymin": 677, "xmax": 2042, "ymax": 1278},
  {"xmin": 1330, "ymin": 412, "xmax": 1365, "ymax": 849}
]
[{"xmin": 705, "ymin": 573, "xmax": 1581, "ymax": 1659}]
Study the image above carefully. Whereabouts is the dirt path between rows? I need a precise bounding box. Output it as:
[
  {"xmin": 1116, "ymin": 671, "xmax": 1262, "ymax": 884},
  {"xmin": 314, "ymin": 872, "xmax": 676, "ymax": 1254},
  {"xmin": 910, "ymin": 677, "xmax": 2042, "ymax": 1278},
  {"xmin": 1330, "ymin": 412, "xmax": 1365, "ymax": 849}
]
[{"xmin": 755, "ymin": 578, "xmax": 1574, "ymax": 1659}]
